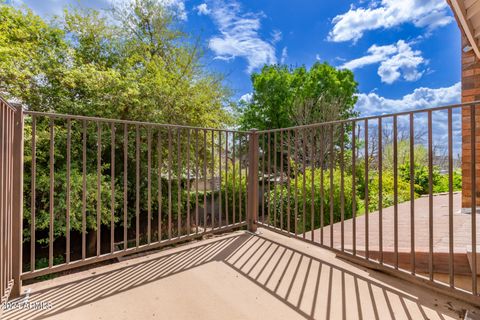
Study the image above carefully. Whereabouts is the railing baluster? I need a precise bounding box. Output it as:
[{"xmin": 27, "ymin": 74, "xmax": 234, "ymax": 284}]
[
  {"xmin": 123, "ymin": 124, "xmax": 128, "ymax": 250},
  {"xmin": 393, "ymin": 115, "xmax": 398, "ymax": 269},
  {"xmin": 66, "ymin": 119, "xmax": 71, "ymax": 263},
  {"xmin": 218, "ymin": 131, "xmax": 222, "ymax": 228},
  {"xmin": 280, "ymin": 131, "xmax": 284, "ymax": 232},
  {"xmin": 168, "ymin": 128, "xmax": 173, "ymax": 240},
  {"xmin": 294, "ymin": 129, "xmax": 299, "ymax": 236},
  {"xmin": 448, "ymin": 108, "xmax": 454, "ymax": 287},
  {"xmin": 82, "ymin": 121, "xmax": 87, "ymax": 258},
  {"xmin": 147, "ymin": 127, "xmax": 152, "ymax": 244},
  {"xmin": 239, "ymin": 134, "xmax": 243, "ymax": 224},
  {"xmin": 329, "ymin": 124, "xmax": 334, "ymax": 248},
  {"xmin": 261, "ymin": 133, "xmax": 265, "ymax": 224},
  {"xmin": 302, "ymin": 129, "xmax": 307, "ymax": 239},
  {"xmin": 195, "ymin": 129, "xmax": 199, "ymax": 234},
  {"xmin": 378, "ymin": 118, "xmax": 383, "ymax": 264},
  {"xmin": 352, "ymin": 121, "xmax": 356, "ymax": 256},
  {"xmin": 319, "ymin": 128, "xmax": 324, "ymax": 245},
  {"xmin": 30, "ymin": 116, "xmax": 36, "ymax": 271},
  {"xmin": 203, "ymin": 130, "xmax": 207, "ymax": 232},
  {"xmin": 187, "ymin": 129, "xmax": 191, "ymax": 234},
  {"xmin": 364, "ymin": 119, "xmax": 369, "ymax": 260},
  {"xmin": 340, "ymin": 123, "xmax": 345, "ymax": 251},
  {"xmin": 232, "ymin": 132, "xmax": 236, "ymax": 225},
  {"xmin": 244, "ymin": 134, "xmax": 248, "ymax": 222},
  {"xmin": 49, "ymin": 118, "xmax": 54, "ymax": 267},
  {"xmin": 428, "ymin": 111, "xmax": 433, "ymax": 281},
  {"xmin": 135, "ymin": 125, "xmax": 140, "ymax": 247},
  {"xmin": 274, "ymin": 131, "xmax": 278, "ymax": 228},
  {"xmin": 267, "ymin": 132, "xmax": 271, "ymax": 227},
  {"xmin": 8, "ymin": 109, "xmax": 13, "ymax": 286},
  {"xmin": 409, "ymin": 113, "xmax": 415, "ymax": 274},
  {"xmin": 177, "ymin": 128, "xmax": 182, "ymax": 237},
  {"xmin": 158, "ymin": 130, "xmax": 163, "ymax": 241},
  {"xmin": 310, "ymin": 130, "xmax": 315, "ymax": 242},
  {"xmin": 211, "ymin": 131, "xmax": 215, "ymax": 230},
  {"xmin": 97, "ymin": 122, "xmax": 102, "ymax": 256},
  {"xmin": 4, "ymin": 110, "xmax": 8, "ymax": 290},
  {"xmin": 111, "ymin": 123, "xmax": 116, "ymax": 252},
  {"xmin": 224, "ymin": 131, "xmax": 228, "ymax": 226},
  {"xmin": 286, "ymin": 130, "xmax": 291, "ymax": 235},
  {"xmin": 6, "ymin": 110, "xmax": 10, "ymax": 291}
]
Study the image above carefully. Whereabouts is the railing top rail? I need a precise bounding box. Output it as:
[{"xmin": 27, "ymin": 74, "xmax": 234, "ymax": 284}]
[
  {"xmin": 24, "ymin": 110, "xmax": 250, "ymax": 134},
  {"xmin": 256, "ymin": 100, "xmax": 480, "ymax": 134},
  {"xmin": 14, "ymin": 99, "xmax": 480, "ymax": 134}
]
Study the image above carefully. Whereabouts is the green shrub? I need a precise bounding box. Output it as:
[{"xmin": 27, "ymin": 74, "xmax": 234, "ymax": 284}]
[
  {"xmin": 220, "ymin": 163, "xmax": 248, "ymax": 223},
  {"xmin": 367, "ymin": 170, "xmax": 415, "ymax": 212},
  {"xmin": 267, "ymin": 167, "xmax": 355, "ymax": 234}
]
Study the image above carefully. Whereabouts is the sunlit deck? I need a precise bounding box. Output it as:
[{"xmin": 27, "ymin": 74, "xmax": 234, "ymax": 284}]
[{"xmin": 3, "ymin": 228, "xmax": 479, "ymax": 320}]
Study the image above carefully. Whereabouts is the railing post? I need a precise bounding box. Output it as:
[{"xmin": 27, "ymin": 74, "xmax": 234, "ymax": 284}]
[
  {"xmin": 247, "ymin": 129, "xmax": 259, "ymax": 232},
  {"xmin": 11, "ymin": 105, "xmax": 23, "ymax": 298}
]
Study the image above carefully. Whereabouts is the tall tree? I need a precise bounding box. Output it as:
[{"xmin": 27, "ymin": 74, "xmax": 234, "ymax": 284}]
[
  {"xmin": 238, "ymin": 62, "xmax": 358, "ymax": 130},
  {"xmin": 0, "ymin": 1, "xmax": 232, "ymax": 127},
  {"xmin": 0, "ymin": 2, "xmax": 233, "ymax": 256}
]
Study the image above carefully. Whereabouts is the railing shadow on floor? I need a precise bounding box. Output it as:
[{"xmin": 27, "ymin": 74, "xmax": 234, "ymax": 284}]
[{"xmin": 2, "ymin": 231, "xmax": 465, "ymax": 320}]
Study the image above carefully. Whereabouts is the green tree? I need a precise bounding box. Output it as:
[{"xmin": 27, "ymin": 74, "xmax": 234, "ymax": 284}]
[
  {"xmin": 238, "ymin": 63, "xmax": 358, "ymax": 131},
  {"xmin": 0, "ymin": 2, "xmax": 233, "ymax": 256}
]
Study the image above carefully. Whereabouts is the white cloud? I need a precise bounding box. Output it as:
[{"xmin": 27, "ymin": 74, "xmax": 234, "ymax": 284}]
[
  {"xmin": 271, "ymin": 30, "xmax": 282, "ymax": 44},
  {"xmin": 196, "ymin": 3, "xmax": 210, "ymax": 15},
  {"xmin": 356, "ymin": 83, "xmax": 462, "ymax": 154},
  {"xmin": 239, "ymin": 93, "xmax": 253, "ymax": 103},
  {"xmin": 355, "ymin": 82, "xmax": 460, "ymax": 116},
  {"xmin": 315, "ymin": 54, "xmax": 321, "ymax": 61},
  {"xmin": 280, "ymin": 47, "xmax": 288, "ymax": 64},
  {"xmin": 329, "ymin": 0, "xmax": 453, "ymax": 43},
  {"xmin": 108, "ymin": 0, "xmax": 187, "ymax": 20},
  {"xmin": 341, "ymin": 40, "xmax": 425, "ymax": 84},
  {"xmin": 206, "ymin": 0, "xmax": 277, "ymax": 73}
]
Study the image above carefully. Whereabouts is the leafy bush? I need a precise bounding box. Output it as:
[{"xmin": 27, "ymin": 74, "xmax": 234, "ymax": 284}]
[
  {"xmin": 220, "ymin": 163, "xmax": 248, "ymax": 223},
  {"xmin": 367, "ymin": 171, "xmax": 415, "ymax": 212},
  {"xmin": 267, "ymin": 168, "xmax": 355, "ymax": 234},
  {"xmin": 399, "ymin": 162, "xmax": 462, "ymax": 195}
]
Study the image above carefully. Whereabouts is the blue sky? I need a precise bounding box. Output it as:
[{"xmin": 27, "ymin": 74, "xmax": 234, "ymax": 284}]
[{"xmin": 10, "ymin": 0, "xmax": 462, "ymax": 116}]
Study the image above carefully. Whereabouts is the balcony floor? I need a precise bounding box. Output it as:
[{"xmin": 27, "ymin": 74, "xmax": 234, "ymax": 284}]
[{"xmin": 2, "ymin": 229, "xmax": 479, "ymax": 320}]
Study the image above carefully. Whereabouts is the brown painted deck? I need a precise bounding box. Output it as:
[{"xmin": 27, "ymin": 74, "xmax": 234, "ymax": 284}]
[{"xmin": 308, "ymin": 193, "xmax": 480, "ymax": 275}]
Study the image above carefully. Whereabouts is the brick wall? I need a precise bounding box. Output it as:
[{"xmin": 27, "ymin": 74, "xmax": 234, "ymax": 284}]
[{"xmin": 461, "ymin": 35, "xmax": 480, "ymax": 208}]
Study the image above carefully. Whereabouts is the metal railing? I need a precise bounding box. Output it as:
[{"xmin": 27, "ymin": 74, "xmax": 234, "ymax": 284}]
[
  {"xmin": 256, "ymin": 101, "xmax": 479, "ymax": 302},
  {"xmin": 0, "ymin": 98, "xmax": 22, "ymax": 308},
  {"xmin": 0, "ymin": 98, "xmax": 479, "ymax": 307},
  {"xmin": 20, "ymin": 111, "xmax": 254, "ymax": 280}
]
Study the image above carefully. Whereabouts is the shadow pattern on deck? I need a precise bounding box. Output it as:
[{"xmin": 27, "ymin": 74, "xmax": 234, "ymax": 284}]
[{"xmin": 2, "ymin": 231, "xmax": 475, "ymax": 320}]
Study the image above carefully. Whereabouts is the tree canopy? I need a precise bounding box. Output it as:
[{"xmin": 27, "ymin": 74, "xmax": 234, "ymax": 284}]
[
  {"xmin": 0, "ymin": 1, "xmax": 232, "ymax": 127},
  {"xmin": 238, "ymin": 63, "xmax": 358, "ymax": 130}
]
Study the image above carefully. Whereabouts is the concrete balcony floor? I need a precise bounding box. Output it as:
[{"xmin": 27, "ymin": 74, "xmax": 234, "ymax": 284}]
[{"xmin": 2, "ymin": 229, "xmax": 479, "ymax": 320}]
